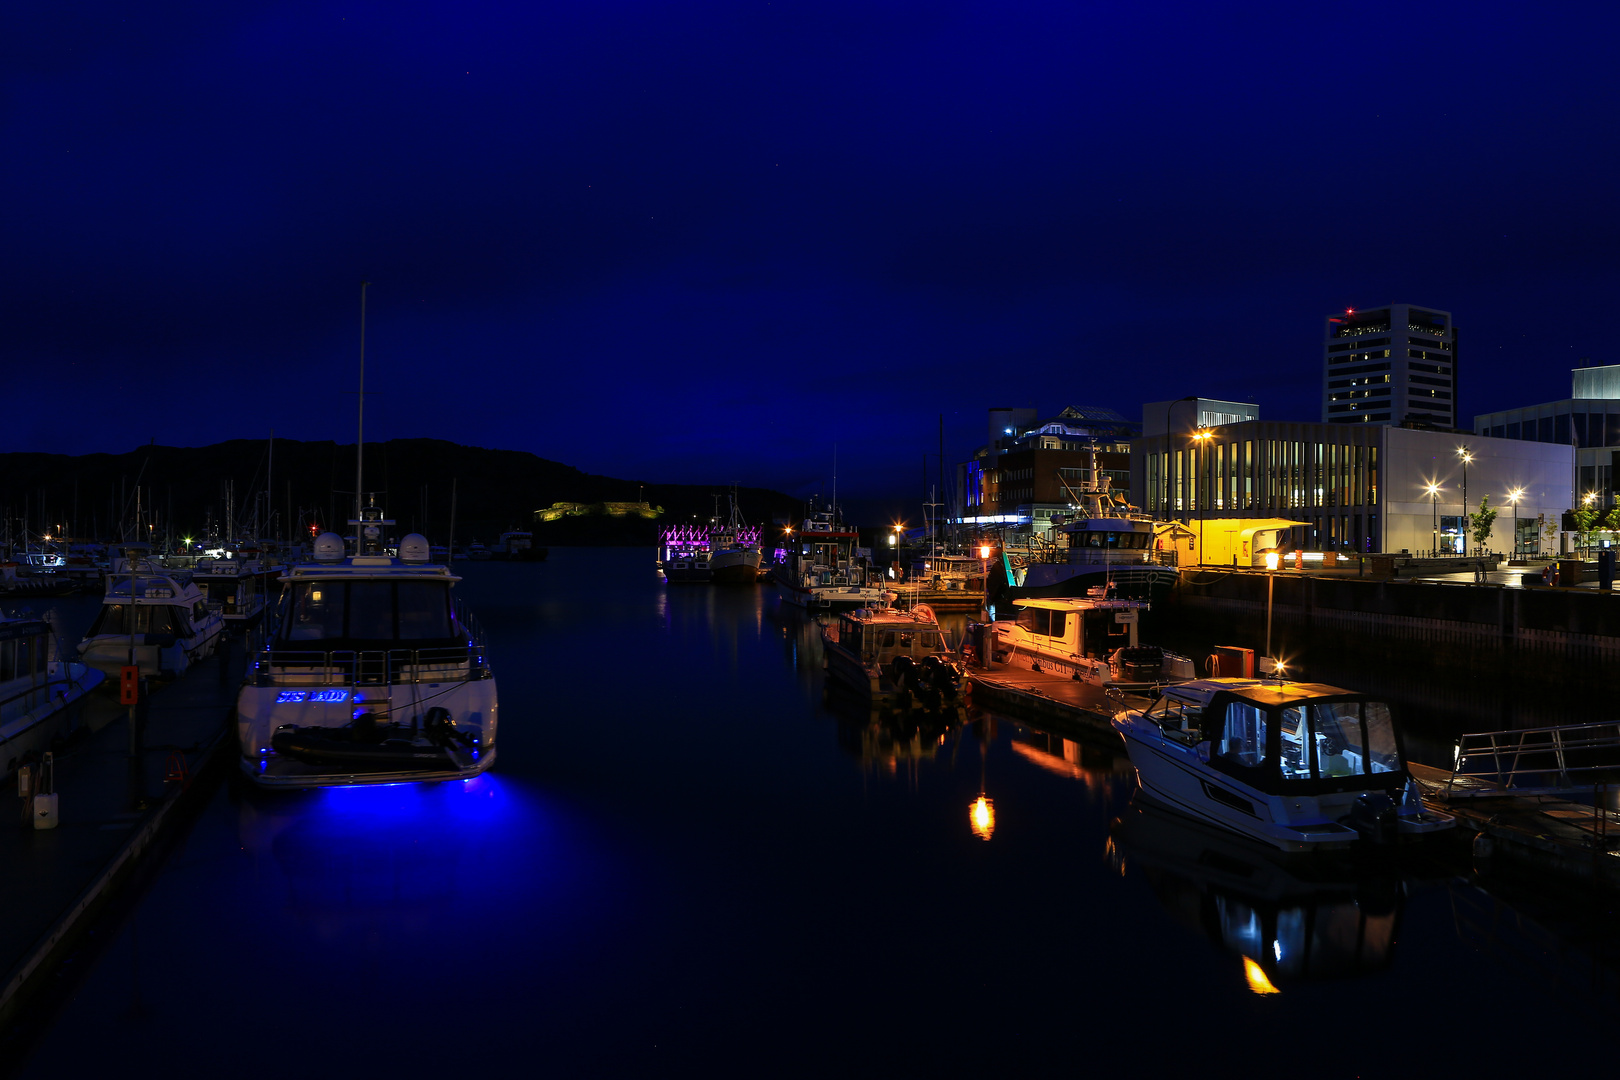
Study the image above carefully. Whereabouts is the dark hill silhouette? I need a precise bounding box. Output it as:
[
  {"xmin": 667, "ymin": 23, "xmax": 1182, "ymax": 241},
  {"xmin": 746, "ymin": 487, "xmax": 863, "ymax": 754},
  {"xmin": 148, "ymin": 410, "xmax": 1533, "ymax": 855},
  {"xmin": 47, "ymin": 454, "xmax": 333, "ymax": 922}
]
[{"xmin": 0, "ymin": 438, "xmax": 805, "ymax": 547}]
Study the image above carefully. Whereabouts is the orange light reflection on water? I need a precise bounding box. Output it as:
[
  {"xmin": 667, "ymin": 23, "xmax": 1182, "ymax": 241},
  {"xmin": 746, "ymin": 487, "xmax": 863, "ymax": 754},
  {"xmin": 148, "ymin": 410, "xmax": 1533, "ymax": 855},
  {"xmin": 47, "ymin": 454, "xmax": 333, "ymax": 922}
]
[
  {"xmin": 1243, "ymin": 957, "xmax": 1280, "ymax": 995},
  {"xmin": 970, "ymin": 795, "xmax": 995, "ymax": 840}
]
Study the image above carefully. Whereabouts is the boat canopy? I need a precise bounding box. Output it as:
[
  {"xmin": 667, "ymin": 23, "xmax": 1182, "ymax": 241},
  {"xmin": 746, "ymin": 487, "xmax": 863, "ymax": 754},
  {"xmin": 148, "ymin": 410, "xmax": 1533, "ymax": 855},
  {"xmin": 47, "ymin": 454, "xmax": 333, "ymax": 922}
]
[{"xmin": 1150, "ymin": 683, "xmax": 1406, "ymax": 796}]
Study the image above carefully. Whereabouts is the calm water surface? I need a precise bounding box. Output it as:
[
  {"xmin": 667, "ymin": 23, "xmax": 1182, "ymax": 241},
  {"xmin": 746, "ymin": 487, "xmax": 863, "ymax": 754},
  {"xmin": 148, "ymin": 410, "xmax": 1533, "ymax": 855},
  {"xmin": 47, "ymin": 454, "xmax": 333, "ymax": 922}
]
[{"xmin": 16, "ymin": 549, "xmax": 1620, "ymax": 1076}]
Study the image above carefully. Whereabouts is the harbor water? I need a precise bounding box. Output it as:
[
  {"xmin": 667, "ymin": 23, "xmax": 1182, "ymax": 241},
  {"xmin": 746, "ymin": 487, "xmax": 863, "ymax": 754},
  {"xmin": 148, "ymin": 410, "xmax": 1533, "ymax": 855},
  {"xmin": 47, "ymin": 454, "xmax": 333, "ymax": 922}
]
[{"xmin": 14, "ymin": 548, "xmax": 1620, "ymax": 1076}]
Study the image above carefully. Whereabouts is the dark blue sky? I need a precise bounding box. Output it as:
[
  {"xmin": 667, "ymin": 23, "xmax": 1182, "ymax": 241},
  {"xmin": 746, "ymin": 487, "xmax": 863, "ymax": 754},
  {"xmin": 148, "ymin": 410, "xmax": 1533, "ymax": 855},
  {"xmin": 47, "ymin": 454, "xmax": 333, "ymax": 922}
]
[{"xmin": 6, "ymin": 2, "xmax": 1617, "ymax": 520}]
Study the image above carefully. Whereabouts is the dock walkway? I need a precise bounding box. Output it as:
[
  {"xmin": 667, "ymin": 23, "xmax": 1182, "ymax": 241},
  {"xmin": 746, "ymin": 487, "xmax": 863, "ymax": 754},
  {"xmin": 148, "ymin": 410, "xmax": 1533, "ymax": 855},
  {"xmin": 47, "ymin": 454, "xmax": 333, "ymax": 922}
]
[
  {"xmin": 0, "ymin": 643, "xmax": 240, "ymax": 1030},
  {"xmin": 968, "ymin": 664, "xmax": 1151, "ymax": 732},
  {"xmin": 1410, "ymin": 762, "xmax": 1620, "ymax": 887}
]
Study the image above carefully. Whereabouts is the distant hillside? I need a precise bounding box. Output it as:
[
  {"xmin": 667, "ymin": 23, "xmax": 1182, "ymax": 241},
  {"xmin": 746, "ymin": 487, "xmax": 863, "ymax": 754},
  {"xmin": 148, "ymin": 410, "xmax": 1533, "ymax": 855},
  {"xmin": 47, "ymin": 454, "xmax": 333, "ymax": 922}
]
[{"xmin": 0, "ymin": 438, "xmax": 805, "ymax": 547}]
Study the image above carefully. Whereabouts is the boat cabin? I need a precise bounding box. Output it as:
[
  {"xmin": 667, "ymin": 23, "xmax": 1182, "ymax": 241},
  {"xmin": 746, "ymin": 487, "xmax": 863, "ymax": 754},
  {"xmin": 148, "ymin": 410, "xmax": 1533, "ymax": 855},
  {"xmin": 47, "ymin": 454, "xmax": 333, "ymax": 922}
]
[
  {"xmin": 1000, "ymin": 597, "xmax": 1140, "ymax": 658},
  {"xmin": 834, "ymin": 610, "xmax": 950, "ymax": 666},
  {"xmin": 1146, "ymin": 682, "xmax": 1407, "ymax": 796},
  {"xmin": 87, "ymin": 575, "xmax": 211, "ymax": 639}
]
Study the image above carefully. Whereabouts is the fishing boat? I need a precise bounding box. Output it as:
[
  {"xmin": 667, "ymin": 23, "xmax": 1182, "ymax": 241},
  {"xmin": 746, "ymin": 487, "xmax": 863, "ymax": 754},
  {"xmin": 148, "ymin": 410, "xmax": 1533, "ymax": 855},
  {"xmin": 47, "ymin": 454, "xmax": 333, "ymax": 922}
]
[
  {"xmin": 0, "ymin": 614, "xmax": 105, "ymax": 777},
  {"xmin": 78, "ymin": 561, "xmax": 224, "ymax": 677},
  {"xmin": 774, "ymin": 500, "xmax": 889, "ymax": 611},
  {"xmin": 708, "ymin": 492, "xmax": 762, "ymax": 585},
  {"xmin": 494, "ymin": 530, "xmax": 547, "ymax": 562},
  {"xmin": 893, "ymin": 551, "xmax": 988, "ymax": 612},
  {"xmin": 994, "ymin": 463, "xmax": 1181, "ymax": 603},
  {"xmin": 658, "ymin": 524, "xmax": 711, "ymax": 583},
  {"xmin": 987, "ymin": 595, "xmax": 1195, "ymax": 688},
  {"xmin": 821, "ymin": 604, "xmax": 964, "ymax": 711},
  {"xmin": 1111, "ymin": 678, "xmax": 1456, "ymax": 852},
  {"xmin": 237, "ymin": 511, "xmax": 498, "ymax": 788},
  {"xmin": 191, "ymin": 553, "xmax": 268, "ymax": 630}
]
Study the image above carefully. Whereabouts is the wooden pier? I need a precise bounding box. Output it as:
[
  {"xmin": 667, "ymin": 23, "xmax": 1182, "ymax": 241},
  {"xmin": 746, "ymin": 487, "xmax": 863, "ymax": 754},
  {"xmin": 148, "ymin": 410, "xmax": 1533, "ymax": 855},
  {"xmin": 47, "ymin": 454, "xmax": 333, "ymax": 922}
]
[{"xmin": 967, "ymin": 663, "xmax": 1151, "ymax": 732}]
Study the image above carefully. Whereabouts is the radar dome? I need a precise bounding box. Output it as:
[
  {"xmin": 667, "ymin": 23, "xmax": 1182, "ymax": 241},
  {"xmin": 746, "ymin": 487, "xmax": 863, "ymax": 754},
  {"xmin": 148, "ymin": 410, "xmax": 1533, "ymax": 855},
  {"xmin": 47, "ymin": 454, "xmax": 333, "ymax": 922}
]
[
  {"xmin": 398, "ymin": 533, "xmax": 431, "ymax": 563},
  {"xmin": 313, "ymin": 532, "xmax": 347, "ymax": 562}
]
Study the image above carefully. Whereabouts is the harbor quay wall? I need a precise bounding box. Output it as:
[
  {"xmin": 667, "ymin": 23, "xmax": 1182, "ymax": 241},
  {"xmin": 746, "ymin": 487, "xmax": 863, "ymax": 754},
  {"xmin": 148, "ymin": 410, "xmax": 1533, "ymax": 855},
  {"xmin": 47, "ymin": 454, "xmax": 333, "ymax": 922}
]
[{"xmin": 1158, "ymin": 572, "xmax": 1620, "ymax": 683}]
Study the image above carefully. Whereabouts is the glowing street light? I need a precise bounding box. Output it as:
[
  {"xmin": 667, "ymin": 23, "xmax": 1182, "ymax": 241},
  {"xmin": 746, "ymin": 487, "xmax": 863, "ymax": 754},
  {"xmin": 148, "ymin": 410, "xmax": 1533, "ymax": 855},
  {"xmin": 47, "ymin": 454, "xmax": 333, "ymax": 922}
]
[
  {"xmin": 1506, "ymin": 489, "xmax": 1524, "ymax": 557},
  {"xmin": 1457, "ymin": 446, "xmax": 1474, "ymax": 557},
  {"xmin": 1191, "ymin": 428, "xmax": 1213, "ymax": 563}
]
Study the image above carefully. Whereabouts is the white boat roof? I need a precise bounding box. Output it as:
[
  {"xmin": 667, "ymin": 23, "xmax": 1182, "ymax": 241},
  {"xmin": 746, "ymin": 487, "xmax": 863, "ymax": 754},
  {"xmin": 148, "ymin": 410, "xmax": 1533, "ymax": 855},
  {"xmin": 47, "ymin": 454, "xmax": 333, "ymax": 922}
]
[
  {"xmin": 283, "ymin": 557, "xmax": 460, "ymax": 582},
  {"xmin": 1011, "ymin": 597, "xmax": 1149, "ymax": 612},
  {"xmin": 1158, "ymin": 678, "xmax": 1356, "ymax": 707},
  {"xmin": 104, "ymin": 573, "xmax": 202, "ymax": 601}
]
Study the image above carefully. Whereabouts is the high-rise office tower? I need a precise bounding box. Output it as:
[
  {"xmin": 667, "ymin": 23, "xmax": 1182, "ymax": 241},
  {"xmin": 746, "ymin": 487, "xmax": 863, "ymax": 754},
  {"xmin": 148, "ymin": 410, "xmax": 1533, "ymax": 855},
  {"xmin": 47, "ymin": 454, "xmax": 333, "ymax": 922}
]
[{"xmin": 1322, "ymin": 303, "xmax": 1457, "ymax": 428}]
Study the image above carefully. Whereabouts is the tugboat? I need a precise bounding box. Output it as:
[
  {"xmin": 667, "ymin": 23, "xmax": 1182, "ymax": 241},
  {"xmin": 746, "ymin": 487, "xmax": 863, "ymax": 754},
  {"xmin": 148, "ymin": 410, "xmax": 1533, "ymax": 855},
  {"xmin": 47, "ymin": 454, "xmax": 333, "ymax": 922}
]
[
  {"xmin": 822, "ymin": 604, "xmax": 964, "ymax": 712},
  {"xmin": 1111, "ymin": 678, "xmax": 1456, "ymax": 852},
  {"xmin": 987, "ymin": 594, "xmax": 1195, "ymax": 688},
  {"xmin": 0, "ymin": 614, "xmax": 104, "ymax": 777},
  {"xmin": 78, "ymin": 549, "xmax": 224, "ymax": 677},
  {"xmin": 237, "ymin": 506, "xmax": 498, "ymax": 788}
]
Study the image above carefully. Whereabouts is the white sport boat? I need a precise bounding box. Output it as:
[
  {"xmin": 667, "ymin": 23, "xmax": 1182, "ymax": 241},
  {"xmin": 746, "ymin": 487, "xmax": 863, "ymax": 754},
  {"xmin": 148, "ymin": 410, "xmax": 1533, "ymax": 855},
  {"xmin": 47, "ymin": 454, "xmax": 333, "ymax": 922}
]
[
  {"xmin": 1111, "ymin": 678, "xmax": 1456, "ymax": 852},
  {"xmin": 774, "ymin": 501, "xmax": 888, "ymax": 611},
  {"xmin": 0, "ymin": 614, "xmax": 105, "ymax": 777},
  {"xmin": 988, "ymin": 595, "xmax": 1195, "ymax": 688},
  {"xmin": 78, "ymin": 561, "xmax": 224, "ymax": 678},
  {"xmin": 821, "ymin": 603, "xmax": 964, "ymax": 711},
  {"xmin": 237, "ymin": 515, "xmax": 498, "ymax": 788}
]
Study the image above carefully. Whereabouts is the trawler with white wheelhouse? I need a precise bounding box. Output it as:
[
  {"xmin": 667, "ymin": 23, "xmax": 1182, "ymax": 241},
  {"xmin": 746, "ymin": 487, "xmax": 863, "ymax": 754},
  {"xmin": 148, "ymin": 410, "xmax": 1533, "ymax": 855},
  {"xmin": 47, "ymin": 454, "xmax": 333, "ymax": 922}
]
[
  {"xmin": 774, "ymin": 500, "xmax": 888, "ymax": 611},
  {"xmin": 708, "ymin": 491, "xmax": 762, "ymax": 585},
  {"xmin": 987, "ymin": 594, "xmax": 1195, "ymax": 689},
  {"xmin": 822, "ymin": 603, "xmax": 964, "ymax": 712},
  {"xmin": 0, "ymin": 614, "xmax": 104, "ymax": 777},
  {"xmin": 1111, "ymin": 678, "xmax": 1455, "ymax": 853},
  {"xmin": 78, "ymin": 552, "xmax": 224, "ymax": 678},
  {"xmin": 237, "ymin": 509, "xmax": 498, "ymax": 788}
]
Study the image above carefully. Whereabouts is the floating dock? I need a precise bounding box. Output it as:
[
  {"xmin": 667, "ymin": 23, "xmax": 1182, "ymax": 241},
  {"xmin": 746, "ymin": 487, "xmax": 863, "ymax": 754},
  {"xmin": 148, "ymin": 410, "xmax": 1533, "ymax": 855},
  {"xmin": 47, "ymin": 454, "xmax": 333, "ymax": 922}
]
[
  {"xmin": 0, "ymin": 644, "xmax": 239, "ymax": 1034},
  {"xmin": 968, "ymin": 663, "xmax": 1151, "ymax": 729}
]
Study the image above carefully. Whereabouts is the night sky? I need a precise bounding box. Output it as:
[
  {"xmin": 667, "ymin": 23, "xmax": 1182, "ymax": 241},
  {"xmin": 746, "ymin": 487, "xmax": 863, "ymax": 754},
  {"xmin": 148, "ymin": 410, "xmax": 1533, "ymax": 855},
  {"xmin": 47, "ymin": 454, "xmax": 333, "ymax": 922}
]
[{"xmin": 7, "ymin": 3, "xmax": 1618, "ymax": 521}]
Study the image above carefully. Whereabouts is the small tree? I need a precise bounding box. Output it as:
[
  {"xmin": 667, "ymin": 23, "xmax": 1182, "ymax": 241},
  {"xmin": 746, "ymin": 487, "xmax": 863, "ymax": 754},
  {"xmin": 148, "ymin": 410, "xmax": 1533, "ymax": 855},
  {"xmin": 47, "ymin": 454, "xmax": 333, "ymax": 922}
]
[
  {"xmin": 1605, "ymin": 505, "xmax": 1620, "ymax": 547},
  {"xmin": 1540, "ymin": 513, "xmax": 1558, "ymax": 557},
  {"xmin": 1469, "ymin": 496, "xmax": 1498, "ymax": 554},
  {"xmin": 1573, "ymin": 505, "xmax": 1601, "ymax": 556}
]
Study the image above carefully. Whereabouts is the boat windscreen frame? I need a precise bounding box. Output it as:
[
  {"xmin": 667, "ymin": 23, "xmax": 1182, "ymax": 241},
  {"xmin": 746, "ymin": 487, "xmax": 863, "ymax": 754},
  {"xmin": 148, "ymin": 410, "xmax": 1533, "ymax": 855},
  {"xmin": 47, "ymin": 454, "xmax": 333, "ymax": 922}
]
[{"xmin": 1203, "ymin": 690, "xmax": 1408, "ymax": 796}]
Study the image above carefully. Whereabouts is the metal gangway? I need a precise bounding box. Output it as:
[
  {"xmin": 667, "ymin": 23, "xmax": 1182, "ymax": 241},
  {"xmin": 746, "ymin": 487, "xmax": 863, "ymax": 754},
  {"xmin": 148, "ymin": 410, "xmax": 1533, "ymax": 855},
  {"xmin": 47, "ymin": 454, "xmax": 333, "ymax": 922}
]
[{"xmin": 1447, "ymin": 720, "xmax": 1620, "ymax": 799}]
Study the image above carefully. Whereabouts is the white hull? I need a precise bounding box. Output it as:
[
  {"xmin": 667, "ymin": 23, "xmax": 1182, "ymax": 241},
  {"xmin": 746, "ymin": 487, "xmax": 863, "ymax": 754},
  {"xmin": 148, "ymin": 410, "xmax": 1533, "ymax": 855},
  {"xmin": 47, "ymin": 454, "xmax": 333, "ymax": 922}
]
[{"xmin": 0, "ymin": 662, "xmax": 104, "ymax": 775}]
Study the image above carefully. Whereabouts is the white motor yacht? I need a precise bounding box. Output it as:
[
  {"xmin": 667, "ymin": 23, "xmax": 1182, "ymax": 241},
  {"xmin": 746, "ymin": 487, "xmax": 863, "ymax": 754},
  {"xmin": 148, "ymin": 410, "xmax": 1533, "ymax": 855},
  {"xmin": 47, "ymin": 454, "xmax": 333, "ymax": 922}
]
[
  {"xmin": 1111, "ymin": 678, "xmax": 1456, "ymax": 852},
  {"xmin": 988, "ymin": 595, "xmax": 1195, "ymax": 688},
  {"xmin": 237, "ymin": 514, "xmax": 498, "ymax": 788},
  {"xmin": 78, "ymin": 562, "xmax": 224, "ymax": 678},
  {"xmin": 191, "ymin": 554, "xmax": 268, "ymax": 630},
  {"xmin": 821, "ymin": 604, "xmax": 964, "ymax": 711},
  {"xmin": 0, "ymin": 614, "xmax": 105, "ymax": 777}
]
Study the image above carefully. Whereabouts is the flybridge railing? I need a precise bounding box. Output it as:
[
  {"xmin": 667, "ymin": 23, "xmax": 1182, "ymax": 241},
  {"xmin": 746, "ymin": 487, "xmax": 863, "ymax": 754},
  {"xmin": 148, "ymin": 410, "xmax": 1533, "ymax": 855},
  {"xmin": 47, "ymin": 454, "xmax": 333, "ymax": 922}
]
[
  {"xmin": 250, "ymin": 597, "xmax": 491, "ymax": 687},
  {"xmin": 660, "ymin": 524, "xmax": 761, "ymax": 547},
  {"xmin": 1448, "ymin": 721, "xmax": 1620, "ymax": 797}
]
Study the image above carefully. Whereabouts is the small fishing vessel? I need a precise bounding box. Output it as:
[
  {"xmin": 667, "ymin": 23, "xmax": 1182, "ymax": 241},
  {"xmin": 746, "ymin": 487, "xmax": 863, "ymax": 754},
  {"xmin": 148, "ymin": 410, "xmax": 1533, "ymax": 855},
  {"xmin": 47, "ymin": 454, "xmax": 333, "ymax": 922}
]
[
  {"xmin": 0, "ymin": 614, "xmax": 105, "ymax": 777},
  {"xmin": 659, "ymin": 526, "xmax": 711, "ymax": 583},
  {"xmin": 1111, "ymin": 678, "xmax": 1456, "ymax": 852},
  {"xmin": 237, "ymin": 512, "xmax": 499, "ymax": 788},
  {"xmin": 822, "ymin": 604, "xmax": 965, "ymax": 711},
  {"xmin": 78, "ymin": 560, "xmax": 224, "ymax": 677},
  {"xmin": 893, "ymin": 551, "xmax": 988, "ymax": 612},
  {"xmin": 494, "ymin": 530, "xmax": 547, "ymax": 561},
  {"xmin": 708, "ymin": 492, "xmax": 762, "ymax": 585},
  {"xmin": 774, "ymin": 501, "xmax": 888, "ymax": 611},
  {"xmin": 987, "ymin": 595, "xmax": 1194, "ymax": 688}
]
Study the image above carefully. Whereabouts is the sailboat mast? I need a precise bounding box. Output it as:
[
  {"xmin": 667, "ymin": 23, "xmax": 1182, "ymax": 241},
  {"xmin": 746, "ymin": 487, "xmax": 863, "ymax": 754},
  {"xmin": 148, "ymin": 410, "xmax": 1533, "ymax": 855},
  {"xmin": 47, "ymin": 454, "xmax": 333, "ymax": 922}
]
[{"xmin": 356, "ymin": 281, "xmax": 369, "ymax": 528}]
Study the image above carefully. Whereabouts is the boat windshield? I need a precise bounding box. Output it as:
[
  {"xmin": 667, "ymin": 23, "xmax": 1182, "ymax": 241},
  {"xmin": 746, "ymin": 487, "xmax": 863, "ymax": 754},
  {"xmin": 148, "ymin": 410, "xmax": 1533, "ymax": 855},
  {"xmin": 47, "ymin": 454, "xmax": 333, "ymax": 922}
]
[
  {"xmin": 281, "ymin": 581, "xmax": 453, "ymax": 644},
  {"xmin": 1278, "ymin": 701, "xmax": 1402, "ymax": 781},
  {"xmin": 87, "ymin": 603, "xmax": 188, "ymax": 637}
]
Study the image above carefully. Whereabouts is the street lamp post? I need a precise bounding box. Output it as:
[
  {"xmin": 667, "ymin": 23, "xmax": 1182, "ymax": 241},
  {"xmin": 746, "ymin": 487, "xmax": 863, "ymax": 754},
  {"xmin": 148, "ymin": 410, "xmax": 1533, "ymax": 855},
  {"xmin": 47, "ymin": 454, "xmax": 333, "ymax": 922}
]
[
  {"xmin": 1426, "ymin": 482, "xmax": 1440, "ymax": 557},
  {"xmin": 1507, "ymin": 487, "xmax": 1524, "ymax": 558},
  {"xmin": 1457, "ymin": 446, "xmax": 1474, "ymax": 557},
  {"xmin": 1192, "ymin": 428, "xmax": 1212, "ymax": 564}
]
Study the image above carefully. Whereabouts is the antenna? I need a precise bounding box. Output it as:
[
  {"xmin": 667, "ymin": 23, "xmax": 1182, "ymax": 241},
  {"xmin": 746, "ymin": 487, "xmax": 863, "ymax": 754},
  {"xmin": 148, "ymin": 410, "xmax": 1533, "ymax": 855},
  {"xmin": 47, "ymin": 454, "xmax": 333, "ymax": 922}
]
[{"xmin": 356, "ymin": 281, "xmax": 370, "ymax": 529}]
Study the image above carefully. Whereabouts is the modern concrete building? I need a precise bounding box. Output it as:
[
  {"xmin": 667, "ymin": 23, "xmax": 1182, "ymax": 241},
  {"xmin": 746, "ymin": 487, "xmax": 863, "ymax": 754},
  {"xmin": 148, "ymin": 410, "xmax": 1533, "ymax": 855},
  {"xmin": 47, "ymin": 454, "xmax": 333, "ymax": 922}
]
[
  {"xmin": 1134, "ymin": 419, "xmax": 1569, "ymax": 557},
  {"xmin": 1143, "ymin": 397, "xmax": 1259, "ymax": 437},
  {"xmin": 1323, "ymin": 303, "xmax": 1457, "ymax": 429},
  {"xmin": 1474, "ymin": 361, "xmax": 1620, "ymax": 510}
]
